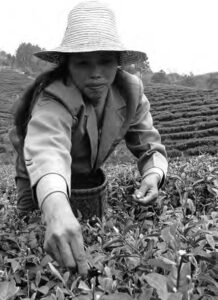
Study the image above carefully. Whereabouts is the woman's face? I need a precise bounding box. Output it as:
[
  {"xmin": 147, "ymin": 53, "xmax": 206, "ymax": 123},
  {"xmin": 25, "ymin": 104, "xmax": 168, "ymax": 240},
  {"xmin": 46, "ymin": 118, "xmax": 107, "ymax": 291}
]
[{"xmin": 68, "ymin": 51, "xmax": 118, "ymax": 103}]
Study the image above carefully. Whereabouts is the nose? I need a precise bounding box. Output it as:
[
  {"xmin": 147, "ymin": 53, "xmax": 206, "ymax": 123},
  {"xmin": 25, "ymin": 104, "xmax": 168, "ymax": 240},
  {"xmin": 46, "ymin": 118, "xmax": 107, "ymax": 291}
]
[{"xmin": 90, "ymin": 64, "xmax": 101, "ymax": 79}]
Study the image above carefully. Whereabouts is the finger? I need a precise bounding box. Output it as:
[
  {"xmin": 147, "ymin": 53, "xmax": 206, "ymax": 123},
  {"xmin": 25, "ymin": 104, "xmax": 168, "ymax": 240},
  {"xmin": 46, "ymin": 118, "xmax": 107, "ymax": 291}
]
[
  {"xmin": 134, "ymin": 189, "xmax": 158, "ymax": 206},
  {"xmin": 56, "ymin": 238, "xmax": 76, "ymax": 268},
  {"xmin": 134, "ymin": 185, "xmax": 149, "ymax": 199},
  {"xmin": 135, "ymin": 174, "xmax": 160, "ymax": 200},
  {"xmin": 44, "ymin": 240, "xmax": 62, "ymax": 265},
  {"xmin": 134, "ymin": 177, "xmax": 153, "ymax": 199},
  {"xmin": 70, "ymin": 237, "xmax": 88, "ymax": 277}
]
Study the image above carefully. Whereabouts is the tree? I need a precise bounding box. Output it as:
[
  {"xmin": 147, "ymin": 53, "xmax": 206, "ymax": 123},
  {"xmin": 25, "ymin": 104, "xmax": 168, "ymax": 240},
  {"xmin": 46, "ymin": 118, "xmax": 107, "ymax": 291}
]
[
  {"xmin": 151, "ymin": 70, "xmax": 170, "ymax": 84},
  {"xmin": 123, "ymin": 53, "xmax": 151, "ymax": 80},
  {"xmin": 0, "ymin": 50, "xmax": 16, "ymax": 67},
  {"xmin": 180, "ymin": 73, "xmax": 196, "ymax": 87},
  {"xmin": 206, "ymin": 74, "xmax": 218, "ymax": 89},
  {"xmin": 0, "ymin": 50, "xmax": 7, "ymax": 65},
  {"xmin": 15, "ymin": 43, "xmax": 49, "ymax": 74},
  {"xmin": 6, "ymin": 53, "xmax": 16, "ymax": 67}
]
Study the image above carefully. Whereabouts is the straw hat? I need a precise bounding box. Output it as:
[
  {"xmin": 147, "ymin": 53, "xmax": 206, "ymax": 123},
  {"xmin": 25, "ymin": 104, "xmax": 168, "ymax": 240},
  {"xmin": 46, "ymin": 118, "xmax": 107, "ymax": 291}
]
[{"xmin": 34, "ymin": 0, "xmax": 146, "ymax": 66}]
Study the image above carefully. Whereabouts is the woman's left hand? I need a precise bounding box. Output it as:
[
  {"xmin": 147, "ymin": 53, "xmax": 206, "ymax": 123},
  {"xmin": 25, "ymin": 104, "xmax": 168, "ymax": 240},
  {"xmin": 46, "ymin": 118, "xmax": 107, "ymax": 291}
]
[{"xmin": 132, "ymin": 173, "xmax": 160, "ymax": 206}]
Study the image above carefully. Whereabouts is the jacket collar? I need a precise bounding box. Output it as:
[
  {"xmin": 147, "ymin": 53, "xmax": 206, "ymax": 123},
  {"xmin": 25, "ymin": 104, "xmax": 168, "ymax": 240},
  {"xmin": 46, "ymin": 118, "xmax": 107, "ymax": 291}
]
[
  {"xmin": 94, "ymin": 84, "xmax": 126, "ymax": 169},
  {"xmin": 44, "ymin": 79, "xmax": 84, "ymax": 114},
  {"xmin": 44, "ymin": 78, "xmax": 126, "ymax": 168},
  {"xmin": 95, "ymin": 69, "xmax": 142, "ymax": 168},
  {"xmin": 43, "ymin": 70, "xmax": 141, "ymax": 169}
]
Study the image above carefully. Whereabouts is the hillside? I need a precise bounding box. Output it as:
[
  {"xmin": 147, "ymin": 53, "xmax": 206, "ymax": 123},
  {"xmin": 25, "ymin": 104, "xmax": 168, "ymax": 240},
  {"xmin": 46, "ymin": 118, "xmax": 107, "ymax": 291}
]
[
  {"xmin": 0, "ymin": 68, "xmax": 32, "ymax": 128},
  {"xmin": 145, "ymin": 84, "xmax": 218, "ymax": 157},
  {"xmin": 0, "ymin": 68, "xmax": 218, "ymax": 162},
  {"xmin": 194, "ymin": 72, "xmax": 218, "ymax": 89},
  {"xmin": 0, "ymin": 68, "xmax": 32, "ymax": 161},
  {"xmin": 145, "ymin": 71, "xmax": 218, "ymax": 90}
]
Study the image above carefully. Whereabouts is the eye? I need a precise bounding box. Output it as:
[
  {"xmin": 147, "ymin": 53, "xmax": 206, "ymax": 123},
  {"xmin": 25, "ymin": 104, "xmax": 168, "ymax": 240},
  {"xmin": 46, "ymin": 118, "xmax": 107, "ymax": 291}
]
[
  {"xmin": 76, "ymin": 60, "xmax": 89, "ymax": 66},
  {"xmin": 100, "ymin": 58, "xmax": 115, "ymax": 65}
]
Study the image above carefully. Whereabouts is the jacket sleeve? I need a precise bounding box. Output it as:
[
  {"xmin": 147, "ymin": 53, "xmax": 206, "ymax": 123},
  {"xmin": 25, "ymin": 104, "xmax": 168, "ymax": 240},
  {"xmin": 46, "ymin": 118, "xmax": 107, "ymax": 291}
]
[
  {"xmin": 125, "ymin": 93, "xmax": 168, "ymax": 187},
  {"xmin": 24, "ymin": 94, "xmax": 74, "ymax": 205}
]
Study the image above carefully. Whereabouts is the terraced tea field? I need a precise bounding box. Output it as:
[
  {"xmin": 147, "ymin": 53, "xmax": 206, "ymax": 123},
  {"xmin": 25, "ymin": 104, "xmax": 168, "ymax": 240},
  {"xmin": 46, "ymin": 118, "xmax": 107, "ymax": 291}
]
[
  {"xmin": 0, "ymin": 68, "xmax": 32, "ymax": 118},
  {"xmin": 145, "ymin": 84, "xmax": 218, "ymax": 157},
  {"xmin": 0, "ymin": 68, "xmax": 32, "ymax": 161},
  {"xmin": 0, "ymin": 68, "xmax": 218, "ymax": 161}
]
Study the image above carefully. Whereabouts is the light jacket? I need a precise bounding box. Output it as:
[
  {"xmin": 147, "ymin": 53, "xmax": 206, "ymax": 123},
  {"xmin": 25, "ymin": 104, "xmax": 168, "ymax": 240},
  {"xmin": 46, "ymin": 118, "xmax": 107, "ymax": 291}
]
[{"xmin": 10, "ymin": 70, "xmax": 168, "ymax": 208}]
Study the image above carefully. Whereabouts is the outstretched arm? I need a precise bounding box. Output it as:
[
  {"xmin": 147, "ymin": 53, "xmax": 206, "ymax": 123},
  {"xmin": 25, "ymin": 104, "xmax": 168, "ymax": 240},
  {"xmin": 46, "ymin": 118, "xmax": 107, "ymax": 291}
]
[
  {"xmin": 24, "ymin": 94, "xmax": 88, "ymax": 275},
  {"xmin": 125, "ymin": 93, "xmax": 168, "ymax": 205}
]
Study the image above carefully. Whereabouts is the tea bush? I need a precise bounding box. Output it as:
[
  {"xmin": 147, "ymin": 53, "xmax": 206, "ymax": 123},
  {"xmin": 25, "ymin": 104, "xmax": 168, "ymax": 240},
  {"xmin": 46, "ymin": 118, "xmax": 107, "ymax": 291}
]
[{"xmin": 0, "ymin": 154, "xmax": 217, "ymax": 299}]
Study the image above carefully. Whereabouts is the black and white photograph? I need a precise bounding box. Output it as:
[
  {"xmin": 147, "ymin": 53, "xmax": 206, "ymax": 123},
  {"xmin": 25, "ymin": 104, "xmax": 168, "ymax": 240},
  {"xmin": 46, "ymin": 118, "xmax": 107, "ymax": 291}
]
[{"xmin": 0, "ymin": 1, "xmax": 217, "ymax": 299}]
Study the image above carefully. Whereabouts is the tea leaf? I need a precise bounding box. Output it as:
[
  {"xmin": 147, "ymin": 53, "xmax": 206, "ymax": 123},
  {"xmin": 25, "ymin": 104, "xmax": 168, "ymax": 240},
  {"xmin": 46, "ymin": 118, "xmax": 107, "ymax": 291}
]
[
  {"xmin": 7, "ymin": 258, "xmax": 21, "ymax": 273},
  {"xmin": 100, "ymin": 293, "xmax": 133, "ymax": 300},
  {"xmin": 35, "ymin": 270, "xmax": 41, "ymax": 287},
  {"xmin": 38, "ymin": 285, "xmax": 50, "ymax": 295},
  {"xmin": 0, "ymin": 281, "xmax": 20, "ymax": 300},
  {"xmin": 177, "ymin": 262, "xmax": 191, "ymax": 292},
  {"xmin": 144, "ymin": 273, "xmax": 169, "ymax": 300},
  {"xmin": 63, "ymin": 271, "xmax": 70, "ymax": 284},
  {"xmin": 78, "ymin": 281, "xmax": 91, "ymax": 291},
  {"xmin": 167, "ymin": 292, "xmax": 183, "ymax": 300},
  {"xmin": 158, "ymin": 256, "xmax": 177, "ymax": 266},
  {"xmin": 48, "ymin": 263, "xmax": 65, "ymax": 285},
  {"xmin": 206, "ymin": 234, "xmax": 215, "ymax": 250},
  {"xmin": 125, "ymin": 256, "xmax": 141, "ymax": 270},
  {"xmin": 102, "ymin": 237, "xmax": 123, "ymax": 250},
  {"xmin": 98, "ymin": 277, "xmax": 114, "ymax": 293},
  {"xmin": 41, "ymin": 255, "xmax": 53, "ymax": 267},
  {"xmin": 186, "ymin": 198, "xmax": 196, "ymax": 214},
  {"xmin": 56, "ymin": 287, "xmax": 65, "ymax": 300},
  {"xmin": 148, "ymin": 258, "xmax": 172, "ymax": 271}
]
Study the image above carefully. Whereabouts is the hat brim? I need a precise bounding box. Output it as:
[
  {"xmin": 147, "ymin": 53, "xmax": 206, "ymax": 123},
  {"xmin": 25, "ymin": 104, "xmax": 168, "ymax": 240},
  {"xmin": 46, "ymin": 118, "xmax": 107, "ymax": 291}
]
[{"xmin": 34, "ymin": 47, "xmax": 147, "ymax": 66}]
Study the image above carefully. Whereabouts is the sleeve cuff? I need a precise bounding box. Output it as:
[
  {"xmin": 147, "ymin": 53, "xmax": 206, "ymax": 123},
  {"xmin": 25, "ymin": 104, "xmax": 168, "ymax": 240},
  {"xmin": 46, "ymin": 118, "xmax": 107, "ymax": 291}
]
[
  {"xmin": 36, "ymin": 174, "xmax": 68, "ymax": 209},
  {"xmin": 142, "ymin": 167, "xmax": 164, "ymax": 188}
]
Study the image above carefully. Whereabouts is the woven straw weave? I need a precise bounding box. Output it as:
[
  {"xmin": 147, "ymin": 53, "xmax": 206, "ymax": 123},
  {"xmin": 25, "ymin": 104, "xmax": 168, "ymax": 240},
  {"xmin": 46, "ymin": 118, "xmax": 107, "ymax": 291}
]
[{"xmin": 34, "ymin": 0, "xmax": 146, "ymax": 66}]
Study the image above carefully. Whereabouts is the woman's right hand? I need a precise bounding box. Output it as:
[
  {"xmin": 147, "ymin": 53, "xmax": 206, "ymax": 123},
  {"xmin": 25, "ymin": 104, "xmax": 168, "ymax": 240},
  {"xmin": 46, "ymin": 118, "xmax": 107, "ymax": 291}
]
[{"xmin": 41, "ymin": 192, "xmax": 88, "ymax": 277}]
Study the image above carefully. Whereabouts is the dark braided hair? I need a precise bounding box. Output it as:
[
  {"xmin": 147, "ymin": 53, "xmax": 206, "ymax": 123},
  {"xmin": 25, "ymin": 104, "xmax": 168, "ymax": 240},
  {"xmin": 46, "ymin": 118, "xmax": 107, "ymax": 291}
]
[{"xmin": 14, "ymin": 58, "xmax": 69, "ymax": 138}]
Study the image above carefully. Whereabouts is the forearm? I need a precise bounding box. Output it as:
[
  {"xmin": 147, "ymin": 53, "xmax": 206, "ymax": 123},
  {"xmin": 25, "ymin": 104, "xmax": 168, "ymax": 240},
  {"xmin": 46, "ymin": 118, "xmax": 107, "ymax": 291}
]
[
  {"xmin": 138, "ymin": 151, "xmax": 168, "ymax": 187},
  {"xmin": 125, "ymin": 93, "xmax": 168, "ymax": 185},
  {"xmin": 142, "ymin": 167, "xmax": 163, "ymax": 187},
  {"xmin": 36, "ymin": 173, "xmax": 69, "ymax": 210},
  {"xmin": 41, "ymin": 191, "xmax": 71, "ymax": 221}
]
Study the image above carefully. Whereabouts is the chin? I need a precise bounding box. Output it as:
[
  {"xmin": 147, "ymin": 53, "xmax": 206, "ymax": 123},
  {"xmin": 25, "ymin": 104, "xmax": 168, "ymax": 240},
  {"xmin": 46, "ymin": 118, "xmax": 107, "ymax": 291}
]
[{"xmin": 84, "ymin": 90, "xmax": 106, "ymax": 104}]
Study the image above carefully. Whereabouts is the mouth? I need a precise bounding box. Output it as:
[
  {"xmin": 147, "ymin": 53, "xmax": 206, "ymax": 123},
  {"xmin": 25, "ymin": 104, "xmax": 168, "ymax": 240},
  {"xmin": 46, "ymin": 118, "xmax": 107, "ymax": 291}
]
[{"xmin": 86, "ymin": 83, "xmax": 106, "ymax": 91}]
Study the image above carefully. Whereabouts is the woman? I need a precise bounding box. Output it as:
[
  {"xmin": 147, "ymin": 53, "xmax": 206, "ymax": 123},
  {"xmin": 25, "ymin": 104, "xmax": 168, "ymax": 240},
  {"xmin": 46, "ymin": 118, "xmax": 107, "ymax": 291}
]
[{"xmin": 10, "ymin": 1, "xmax": 168, "ymax": 276}]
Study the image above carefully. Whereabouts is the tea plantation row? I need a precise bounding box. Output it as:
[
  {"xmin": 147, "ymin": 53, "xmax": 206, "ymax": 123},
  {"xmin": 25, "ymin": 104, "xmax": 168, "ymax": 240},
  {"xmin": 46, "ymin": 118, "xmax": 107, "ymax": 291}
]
[{"xmin": 144, "ymin": 84, "xmax": 218, "ymax": 157}]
